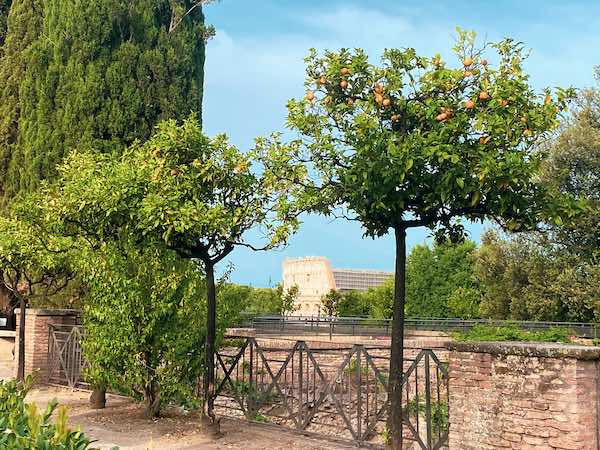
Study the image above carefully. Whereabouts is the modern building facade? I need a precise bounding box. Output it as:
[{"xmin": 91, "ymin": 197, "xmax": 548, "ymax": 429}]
[{"xmin": 282, "ymin": 257, "xmax": 393, "ymax": 316}]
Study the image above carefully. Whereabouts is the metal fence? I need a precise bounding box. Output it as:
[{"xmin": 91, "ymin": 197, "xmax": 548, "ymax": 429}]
[
  {"xmin": 241, "ymin": 315, "xmax": 600, "ymax": 338},
  {"xmin": 214, "ymin": 336, "xmax": 449, "ymax": 449},
  {"xmin": 47, "ymin": 324, "xmax": 88, "ymax": 388}
]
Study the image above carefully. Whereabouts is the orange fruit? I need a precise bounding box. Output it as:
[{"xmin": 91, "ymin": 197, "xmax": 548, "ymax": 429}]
[
  {"xmin": 382, "ymin": 98, "xmax": 392, "ymax": 107},
  {"xmin": 323, "ymin": 96, "xmax": 332, "ymax": 105},
  {"xmin": 465, "ymin": 99, "xmax": 476, "ymax": 109},
  {"xmin": 436, "ymin": 113, "xmax": 448, "ymax": 122},
  {"xmin": 305, "ymin": 91, "xmax": 315, "ymax": 102},
  {"xmin": 170, "ymin": 168, "xmax": 179, "ymax": 177},
  {"xmin": 374, "ymin": 83, "xmax": 384, "ymax": 94},
  {"xmin": 523, "ymin": 129, "xmax": 532, "ymax": 136},
  {"xmin": 340, "ymin": 67, "xmax": 350, "ymax": 76},
  {"xmin": 319, "ymin": 76, "xmax": 327, "ymax": 85},
  {"xmin": 479, "ymin": 91, "xmax": 490, "ymax": 100},
  {"xmin": 375, "ymin": 93, "xmax": 384, "ymax": 104},
  {"xmin": 463, "ymin": 70, "xmax": 473, "ymax": 78},
  {"xmin": 340, "ymin": 80, "xmax": 349, "ymax": 89},
  {"xmin": 463, "ymin": 57, "xmax": 474, "ymax": 67},
  {"xmin": 544, "ymin": 95, "xmax": 552, "ymax": 105},
  {"xmin": 391, "ymin": 114, "xmax": 401, "ymax": 122}
]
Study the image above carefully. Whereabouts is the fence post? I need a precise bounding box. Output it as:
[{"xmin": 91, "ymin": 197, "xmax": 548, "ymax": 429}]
[
  {"xmin": 298, "ymin": 342, "xmax": 304, "ymax": 428},
  {"xmin": 356, "ymin": 346, "xmax": 362, "ymax": 442}
]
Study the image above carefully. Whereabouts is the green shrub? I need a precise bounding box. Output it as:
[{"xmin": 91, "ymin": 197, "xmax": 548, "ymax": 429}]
[
  {"xmin": 454, "ymin": 325, "xmax": 573, "ymax": 343},
  {"xmin": 0, "ymin": 376, "xmax": 111, "ymax": 449}
]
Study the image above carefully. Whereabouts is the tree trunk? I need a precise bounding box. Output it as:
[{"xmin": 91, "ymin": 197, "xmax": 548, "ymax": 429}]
[
  {"xmin": 90, "ymin": 387, "xmax": 106, "ymax": 409},
  {"xmin": 144, "ymin": 380, "xmax": 161, "ymax": 418},
  {"xmin": 17, "ymin": 294, "xmax": 25, "ymax": 383},
  {"xmin": 387, "ymin": 226, "xmax": 406, "ymax": 449},
  {"xmin": 201, "ymin": 260, "xmax": 220, "ymax": 436}
]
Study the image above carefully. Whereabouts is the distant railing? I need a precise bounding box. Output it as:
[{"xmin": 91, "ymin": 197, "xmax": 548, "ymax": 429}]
[{"xmin": 238, "ymin": 315, "xmax": 600, "ymax": 338}]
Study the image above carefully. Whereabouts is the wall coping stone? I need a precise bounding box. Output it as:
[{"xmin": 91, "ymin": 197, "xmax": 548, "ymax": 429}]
[
  {"xmin": 14, "ymin": 308, "xmax": 81, "ymax": 317},
  {"xmin": 0, "ymin": 331, "xmax": 15, "ymax": 338},
  {"xmin": 448, "ymin": 340, "xmax": 600, "ymax": 360}
]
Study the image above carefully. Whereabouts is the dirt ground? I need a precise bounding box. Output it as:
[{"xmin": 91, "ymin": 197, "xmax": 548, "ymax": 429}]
[{"xmin": 26, "ymin": 386, "xmax": 356, "ymax": 450}]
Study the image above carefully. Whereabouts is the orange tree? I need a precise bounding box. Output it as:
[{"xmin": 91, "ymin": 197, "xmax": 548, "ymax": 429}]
[
  {"xmin": 45, "ymin": 116, "xmax": 301, "ymax": 432},
  {"xmin": 263, "ymin": 30, "xmax": 579, "ymax": 448}
]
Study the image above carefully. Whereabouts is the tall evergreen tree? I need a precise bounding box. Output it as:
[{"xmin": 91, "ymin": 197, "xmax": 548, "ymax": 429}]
[
  {"xmin": 0, "ymin": 0, "xmax": 209, "ymax": 198},
  {"xmin": 0, "ymin": 0, "xmax": 43, "ymax": 198},
  {"xmin": 0, "ymin": 0, "xmax": 10, "ymax": 48}
]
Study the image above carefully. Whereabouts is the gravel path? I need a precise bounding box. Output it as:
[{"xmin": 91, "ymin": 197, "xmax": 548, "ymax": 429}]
[{"xmin": 26, "ymin": 386, "xmax": 356, "ymax": 450}]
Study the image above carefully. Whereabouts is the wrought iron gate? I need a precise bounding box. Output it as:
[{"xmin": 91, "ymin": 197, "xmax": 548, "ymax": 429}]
[
  {"xmin": 47, "ymin": 324, "xmax": 88, "ymax": 388},
  {"xmin": 214, "ymin": 337, "xmax": 449, "ymax": 449}
]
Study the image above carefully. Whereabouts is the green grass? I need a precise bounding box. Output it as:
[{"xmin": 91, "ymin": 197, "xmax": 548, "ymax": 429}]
[
  {"xmin": 404, "ymin": 398, "xmax": 449, "ymax": 434},
  {"xmin": 454, "ymin": 325, "xmax": 573, "ymax": 343}
]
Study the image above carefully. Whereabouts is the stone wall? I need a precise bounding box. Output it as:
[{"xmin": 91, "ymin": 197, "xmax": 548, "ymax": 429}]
[
  {"xmin": 448, "ymin": 341, "xmax": 600, "ymax": 450},
  {"xmin": 14, "ymin": 308, "xmax": 80, "ymax": 382}
]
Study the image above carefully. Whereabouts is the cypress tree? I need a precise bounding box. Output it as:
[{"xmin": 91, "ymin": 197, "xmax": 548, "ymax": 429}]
[
  {"xmin": 0, "ymin": 0, "xmax": 10, "ymax": 48},
  {"xmin": 0, "ymin": 0, "xmax": 43, "ymax": 198},
  {"xmin": 0, "ymin": 0, "xmax": 208, "ymax": 198}
]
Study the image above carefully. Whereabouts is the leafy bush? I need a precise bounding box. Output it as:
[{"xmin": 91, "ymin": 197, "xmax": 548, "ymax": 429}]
[
  {"xmin": 455, "ymin": 325, "xmax": 573, "ymax": 343},
  {"xmin": 0, "ymin": 376, "xmax": 108, "ymax": 449}
]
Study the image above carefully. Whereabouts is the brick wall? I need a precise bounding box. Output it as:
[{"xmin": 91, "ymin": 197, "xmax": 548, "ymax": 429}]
[
  {"xmin": 448, "ymin": 341, "xmax": 600, "ymax": 450},
  {"xmin": 14, "ymin": 308, "xmax": 80, "ymax": 382}
]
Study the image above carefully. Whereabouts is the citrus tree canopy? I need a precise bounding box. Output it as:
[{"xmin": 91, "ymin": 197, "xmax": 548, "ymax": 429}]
[
  {"xmin": 268, "ymin": 29, "xmax": 579, "ymax": 449},
  {"xmin": 45, "ymin": 116, "xmax": 302, "ymax": 431}
]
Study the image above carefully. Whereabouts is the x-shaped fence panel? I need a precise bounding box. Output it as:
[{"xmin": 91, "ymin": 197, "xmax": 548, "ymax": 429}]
[{"xmin": 47, "ymin": 324, "xmax": 88, "ymax": 388}]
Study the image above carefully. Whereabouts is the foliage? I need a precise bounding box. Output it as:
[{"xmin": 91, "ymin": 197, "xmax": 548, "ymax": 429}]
[
  {"xmin": 406, "ymin": 240, "xmax": 478, "ymax": 317},
  {"xmin": 447, "ymin": 287, "xmax": 481, "ymax": 319},
  {"xmin": 475, "ymin": 230, "xmax": 599, "ymax": 322},
  {"xmin": 404, "ymin": 399, "xmax": 449, "ymax": 435},
  {"xmin": 336, "ymin": 240, "xmax": 477, "ymax": 319},
  {"xmin": 0, "ymin": 376, "xmax": 106, "ymax": 449},
  {"xmin": 0, "ymin": 0, "xmax": 43, "ymax": 199},
  {"xmin": 47, "ymin": 117, "xmax": 299, "ymax": 258},
  {"xmin": 278, "ymin": 284, "xmax": 300, "ymax": 316},
  {"xmin": 265, "ymin": 30, "xmax": 576, "ymax": 447},
  {"xmin": 320, "ymin": 289, "xmax": 344, "ymax": 317},
  {"xmin": 0, "ymin": 0, "xmax": 208, "ymax": 199},
  {"xmin": 44, "ymin": 116, "xmax": 300, "ymax": 424},
  {"xmin": 0, "ymin": 0, "xmax": 9, "ymax": 48},
  {"xmin": 337, "ymin": 289, "xmax": 374, "ymax": 317},
  {"xmin": 78, "ymin": 242, "xmax": 219, "ymax": 418},
  {"xmin": 0, "ymin": 202, "xmax": 74, "ymax": 307},
  {"xmin": 455, "ymin": 324, "xmax": 573, "ymax": 343},
  {"xmin": 270, "ymin": 30, "xmax": 578, "ymax": 243},
  {"xmin": 540, "ymin": 69, "xmax": 600, "ymax": 263},
  {"xmin": 220, "ymin": 283, "xmax": 299, "ymax": 317}
]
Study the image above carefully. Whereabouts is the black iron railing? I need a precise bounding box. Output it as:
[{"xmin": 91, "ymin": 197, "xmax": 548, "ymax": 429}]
[
  {"xmin": 239, "ymin": 315, "xmax": 600, "ymax": 338},
  {"xmin": 214, "ymin": 336, "xmax": 449, "ymax": 449}
]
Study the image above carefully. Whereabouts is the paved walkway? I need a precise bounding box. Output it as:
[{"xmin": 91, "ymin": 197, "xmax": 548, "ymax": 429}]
[{"xmin": 0, "ymin": 361, "xmax": 13, "ymax": 380}]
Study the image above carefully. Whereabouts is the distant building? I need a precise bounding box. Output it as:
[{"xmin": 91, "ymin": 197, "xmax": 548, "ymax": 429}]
[{"xmin": 282, "ymin": 257, "xmax": 393, "ymax": 316}]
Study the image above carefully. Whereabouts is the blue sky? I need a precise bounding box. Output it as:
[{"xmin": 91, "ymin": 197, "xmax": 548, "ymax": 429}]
[{"xmin": 201, "ymin": 0, "xmax": 600, "ymax": 287}]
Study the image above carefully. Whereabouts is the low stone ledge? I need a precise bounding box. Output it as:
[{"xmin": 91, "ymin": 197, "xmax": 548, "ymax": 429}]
[
  {"xmin": 0, "ymin": 331, "xmax": 15, "ymax": 338},
  {"xmin": 14, "ymin": 308, "xmax": 81, "ymax": 317},
  {"xmin": 226, "ymin": 328, "xmax": 256, "ymax": 337},
  {"xmin": 448, "ymin": 340, "xmax": 600, "ymax": 360}
]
